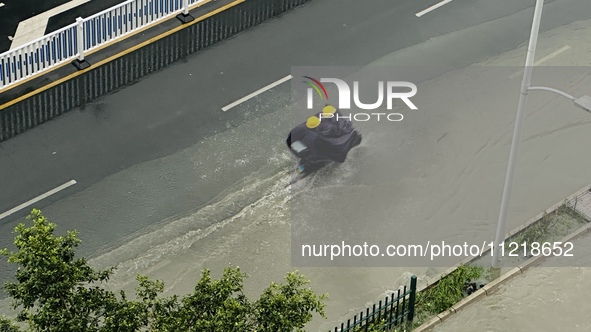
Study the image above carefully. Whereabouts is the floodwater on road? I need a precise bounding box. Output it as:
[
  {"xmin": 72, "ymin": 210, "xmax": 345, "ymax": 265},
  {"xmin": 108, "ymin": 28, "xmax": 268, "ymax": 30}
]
[
  {"xmin": 433, "ymin": 232, "xmax": 591, "ymax": 332},
  {"xmin": 2, "ymin": 18, "xmax": 591, "ymax": 332}
]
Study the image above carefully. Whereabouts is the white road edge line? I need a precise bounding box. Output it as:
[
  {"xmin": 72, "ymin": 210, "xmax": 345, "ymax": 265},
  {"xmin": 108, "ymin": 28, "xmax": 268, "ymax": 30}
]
[
  {"xmin": 509, "ymin": 45, "xmax": 571, "ymax": 79},
  {"xmin": 415, "ymin": 0, "xmax": 452, "ymax": 18},
  {"xmin": 0, "ymin": 180, "xmax": 77, "ymax": 220},
  {"xmin": 222, "ymin": 75, "xmax": 293, "ymax": 112}
]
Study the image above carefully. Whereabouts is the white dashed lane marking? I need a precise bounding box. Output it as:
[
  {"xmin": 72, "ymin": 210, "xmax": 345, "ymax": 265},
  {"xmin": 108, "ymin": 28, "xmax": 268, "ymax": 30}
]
[
  {"xmin": 0, "ymin": 180, "xmax": 77, "ymax": 220},
  {"xmin": 509, "ymin": 45, "xmax": 571, "ymax": 79},
  {"xmin": 222, "ymin": 75, "xmax": 292, "ymax": 112},
  {"xmin": 415, "ymin": 0, "xmax": 452, "ymax": 18}
]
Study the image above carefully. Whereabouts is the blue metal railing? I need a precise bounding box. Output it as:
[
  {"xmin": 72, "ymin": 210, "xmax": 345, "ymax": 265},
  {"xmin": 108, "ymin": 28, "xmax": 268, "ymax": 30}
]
[{"xmin": 0, "ymin": 0, "xmax": 206, "ymax": 90}]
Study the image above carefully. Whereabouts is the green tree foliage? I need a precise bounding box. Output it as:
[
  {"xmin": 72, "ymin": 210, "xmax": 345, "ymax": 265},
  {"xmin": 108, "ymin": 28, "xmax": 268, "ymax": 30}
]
[
  {"xmin": 0, "ymin": 209, "xmax": 327, "ymax": 332},
  {"xmin": 0, "ymin": 316, "xmax": 20, "ymax": 332}
]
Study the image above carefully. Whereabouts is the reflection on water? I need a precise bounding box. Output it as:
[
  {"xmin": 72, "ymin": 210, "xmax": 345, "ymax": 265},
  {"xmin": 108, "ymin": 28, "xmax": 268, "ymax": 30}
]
[
  {"xmin": 0, "ymin": 106, "xmax": 430, "ymax": 332},
  {"xmin": 3, "ymin": 20, "xmax": 591, "ymax": 332},
  {"xmin": 433, "ymin": 233, "xmax": 591, "ymax": 332}
]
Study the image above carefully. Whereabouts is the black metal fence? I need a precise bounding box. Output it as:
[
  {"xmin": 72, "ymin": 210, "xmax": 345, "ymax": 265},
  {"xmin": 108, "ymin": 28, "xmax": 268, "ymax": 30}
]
[
  {"xmin": 565, "ymin": 187, "xmax": 591, "ymax": 222},
  {"xmin": 0, "ymin": 0, "xmax": 312, "ymax": 142},
  {"xmin": 331, "ymin": 275, "xmax": 417, "ymax": 332}
]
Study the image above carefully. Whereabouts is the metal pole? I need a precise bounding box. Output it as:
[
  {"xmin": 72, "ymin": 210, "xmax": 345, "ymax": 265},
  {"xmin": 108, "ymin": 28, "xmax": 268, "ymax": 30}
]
[
  {"xmin": 76, "ymin": 17, "xmax": 85, "ymax": 61},
  {"xmin": 407, "ymin": 275, "xmax": 417, "ymax": 323},
  {"xmin": 491, "ymin": 0, "xmax": 544, "ymax": 269},
  {"xmin": 176, "ymin": 0, "xmax": 194, "ymax": 23},
  {"xmin": 528, "ymin": 86, "xmax": 575, "ymax": 100}
]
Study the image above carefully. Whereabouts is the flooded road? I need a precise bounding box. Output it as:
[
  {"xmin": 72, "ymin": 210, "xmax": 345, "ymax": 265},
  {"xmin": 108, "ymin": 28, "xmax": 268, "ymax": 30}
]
[
  {"xmin": 433, "ymin": 233, "xmax": 591, "ymax": 332},
  {"xmin": 2, "ymin": 12, "xmax": 591, "ymax": 332}
]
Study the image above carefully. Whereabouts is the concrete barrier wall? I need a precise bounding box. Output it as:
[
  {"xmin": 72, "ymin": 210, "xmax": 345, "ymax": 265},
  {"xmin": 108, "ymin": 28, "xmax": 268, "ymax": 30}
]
[{"xmin": 0, "ymin": 0, "xmax": 312, "ymax": 142}]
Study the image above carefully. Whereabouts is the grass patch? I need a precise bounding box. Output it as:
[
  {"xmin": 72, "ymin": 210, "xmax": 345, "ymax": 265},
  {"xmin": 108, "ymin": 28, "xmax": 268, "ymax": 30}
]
[
  {"xmin": 332, "ymin": 204, "xmax": 590, "ymax": 331},
  {"xmin": 411, "ymin": 264, "xmax": 484, "ymax": 328},
  {"xmin": 505, "ymin": 204, "xmax": 588, "ymax": 257},
  {"xmin": 334, "ymin": 265, "xmax": 485, "ymax": 331}
]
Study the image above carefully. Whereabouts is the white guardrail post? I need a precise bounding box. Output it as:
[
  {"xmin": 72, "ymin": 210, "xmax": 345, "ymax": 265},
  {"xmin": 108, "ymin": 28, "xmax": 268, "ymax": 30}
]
[
  {"xmin": 72, "ymin": 17, "xmax": 91, "ymax": 70},
  {"xmin": 177, "ymin": 0, "xmax": 195, "ymax": 23},
  {"xmin": 1, "ymin": 0, "xmax": 206, "ymax": 90}
]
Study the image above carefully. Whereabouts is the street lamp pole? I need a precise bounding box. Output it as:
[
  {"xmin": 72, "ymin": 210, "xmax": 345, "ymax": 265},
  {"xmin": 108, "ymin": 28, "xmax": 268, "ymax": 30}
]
[{"xmin": 491, "ymin": 0, "xmax": 545, "ymax": 269}]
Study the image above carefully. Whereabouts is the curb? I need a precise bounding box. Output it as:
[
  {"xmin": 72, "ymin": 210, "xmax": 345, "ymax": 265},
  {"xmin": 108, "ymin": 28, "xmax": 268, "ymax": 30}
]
[
  {"xmin": 416, "ymin": 184, "xmax": 591, "ymax": 295},
  {"xmin": 412, "ymin": 184, "xmax": 591, "ymax": 332},
  {"xmin": 0, "ymin": 0, "xmax": 223, "ymax": 98}
]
